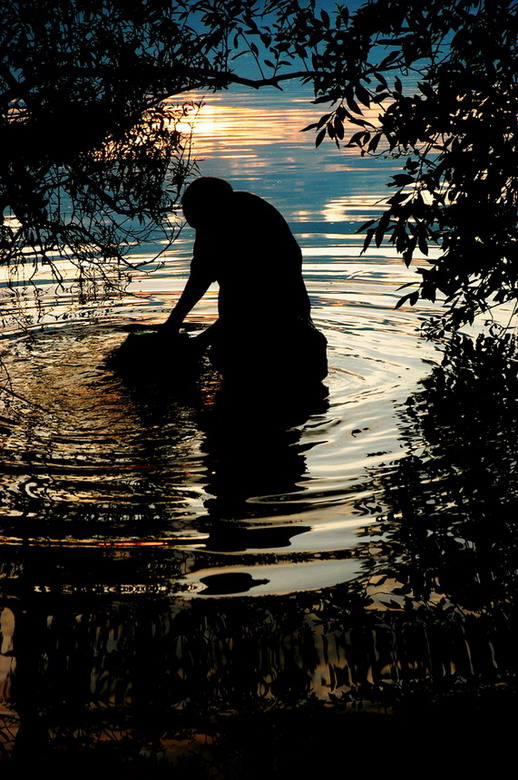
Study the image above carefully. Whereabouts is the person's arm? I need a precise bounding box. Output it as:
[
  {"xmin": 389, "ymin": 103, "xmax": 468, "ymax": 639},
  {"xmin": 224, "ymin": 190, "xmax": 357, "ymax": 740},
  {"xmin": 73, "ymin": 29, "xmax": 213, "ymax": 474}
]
[
  {"xmin": 159, "ymin": 249, "xmax": 215, "ymax": 335},
  {"xmin": 161, "ymin": 271, "xmax": 212, "ymax": 333}
]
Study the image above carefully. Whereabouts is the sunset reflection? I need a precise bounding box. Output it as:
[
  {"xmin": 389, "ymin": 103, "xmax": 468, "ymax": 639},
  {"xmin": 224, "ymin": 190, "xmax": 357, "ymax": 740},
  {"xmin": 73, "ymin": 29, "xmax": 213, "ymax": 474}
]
[
  {"xmin": 167, "ymin": 88, "xmax": 397, "ymax": 233},
  {"xmin": 172, "ymin": 90, "xmax": 325, "ymax": 149},
  {"xmin": 322, "ymin": 194, "xmax": 385, "ymax": 223},
  {"xmin": 171, "ymin": 89, "xmax": 389, "ymax": 163}
]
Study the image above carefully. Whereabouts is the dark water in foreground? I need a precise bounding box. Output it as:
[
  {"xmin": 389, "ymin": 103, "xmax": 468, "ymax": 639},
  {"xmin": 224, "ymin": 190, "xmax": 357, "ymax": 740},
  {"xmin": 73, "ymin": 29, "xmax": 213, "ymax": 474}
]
[{"xmin": 0, "ymin": 87, "xmax": 517, "ymax": 772}]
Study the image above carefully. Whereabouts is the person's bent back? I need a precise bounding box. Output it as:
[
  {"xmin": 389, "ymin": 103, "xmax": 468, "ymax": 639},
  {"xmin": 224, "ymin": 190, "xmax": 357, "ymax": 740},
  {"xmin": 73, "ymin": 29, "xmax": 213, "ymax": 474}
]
[{"xmin": 162, "ymin": 177, "xmax": 327, "ymax": 380}]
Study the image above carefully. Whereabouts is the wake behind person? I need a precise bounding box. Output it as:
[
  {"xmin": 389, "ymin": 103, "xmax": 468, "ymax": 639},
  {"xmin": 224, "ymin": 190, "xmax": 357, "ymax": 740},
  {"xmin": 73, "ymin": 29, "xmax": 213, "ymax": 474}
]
[{"xmin": 160, "ymin": 177, "xmax": 327, "ymax": 382}]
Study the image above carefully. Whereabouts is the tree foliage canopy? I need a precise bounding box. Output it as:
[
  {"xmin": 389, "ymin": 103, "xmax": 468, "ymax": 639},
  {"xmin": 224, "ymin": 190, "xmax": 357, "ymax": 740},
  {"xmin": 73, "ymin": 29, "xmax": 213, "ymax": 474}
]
[
  {"xmin": 293, "ymin": 0, "xmax": 518, "ymax": 333},
  {"xmin": 1, "ymin": 0, "xmax": 517, "ymax": 333},
  {"xmin": 1, "ymin": 0, "xmax": 213, "ymax": 289}
]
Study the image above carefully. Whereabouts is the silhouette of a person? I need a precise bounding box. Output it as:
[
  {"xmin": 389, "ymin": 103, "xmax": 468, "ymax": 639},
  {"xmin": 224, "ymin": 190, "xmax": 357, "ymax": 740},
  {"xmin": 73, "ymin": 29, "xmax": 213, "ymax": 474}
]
[{"xmin": 161, "ymin": 177, "xmax": 327, "ymax": 379}]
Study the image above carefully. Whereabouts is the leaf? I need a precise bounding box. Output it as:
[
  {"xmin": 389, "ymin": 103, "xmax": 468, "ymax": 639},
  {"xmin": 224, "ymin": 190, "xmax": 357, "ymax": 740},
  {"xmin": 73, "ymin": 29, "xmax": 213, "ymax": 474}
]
[
  {"xmin": 317, "ymin": 113, "xmax": 332, "ymax": 129},
  {"xmin": 395, "ymin": 291, "xmax": 417, "ymax": 309},
  {"xmin": 391, "ymin": 173, "xmax": 414, "ymax": 186},
  {"xmin": 356, "ymin": 84, "xmax": 371, "ymax": 107},
  {"xmin": 402, "ymin": 237, "xmax": 417, "ymax": 266},
  {"xmin": 378, "ymin": 50, "xmax": 400, "ymax": 69},
  {"xmin": 347, "ymin": 130, "xmax": 367, "ymax": 147},
  {"xmin": 418, "ymin": 81, "xmax": 436, "ymax": 99},
  {"xmin": 374, "ymin": 71, "xmax": 388, "ymax": 89},
  {"xmin": 358, "ymin": 218, "xmax": 377, "ymax": 232},
  {"xmin": 348, "ymin": 116, "xmax": 374, "ymax": 128},
  {"xmin": 375, "ymin": 211, "xmax": 391, "ymax": 247},
  {"xmin": 368, "ymin": 133, "xmax": 381, "ymax": 153},
  {"xmin": 313, "ymin": 94, "xmax": 335, "ymax": 104},
  {"xmin": 362, "ymin": 228, "xmax": 375, "ymax": 253},
  {"xmin": 346, "ymin": 95, "xmax": 362, "ymax": 114},
  {"xmin": 315, "ymin": 128, "xmax": 326, "ymax": 148},
  {"xmin": 418, "ymin": 234, "xmax": 429, "ymax": 255},
  {"xmin": 333, "ymin": 116, "xmax": 344, "ymax": 140}
]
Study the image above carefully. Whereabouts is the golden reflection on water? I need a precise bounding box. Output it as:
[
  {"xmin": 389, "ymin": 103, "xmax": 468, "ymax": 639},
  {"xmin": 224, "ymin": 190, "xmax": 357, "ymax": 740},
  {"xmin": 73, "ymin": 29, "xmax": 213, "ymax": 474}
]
[
  {"xmin": 173, "ymin": 91, "xmax": 387, "ymax": 154},
  {"xmin": 174, "ymin": 94, "xmax": 323, "ymax": 147},
  {"xmin": 0, "ymin": 83, "xmax": 442, "ymax": 602}
]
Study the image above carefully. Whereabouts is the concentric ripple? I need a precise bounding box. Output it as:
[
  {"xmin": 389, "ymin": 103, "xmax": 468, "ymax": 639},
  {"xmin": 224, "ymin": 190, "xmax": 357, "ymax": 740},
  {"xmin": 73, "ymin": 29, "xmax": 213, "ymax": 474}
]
[{"xmin": 0, "ymin": 85, "xmax": 440, "ymax": 597}]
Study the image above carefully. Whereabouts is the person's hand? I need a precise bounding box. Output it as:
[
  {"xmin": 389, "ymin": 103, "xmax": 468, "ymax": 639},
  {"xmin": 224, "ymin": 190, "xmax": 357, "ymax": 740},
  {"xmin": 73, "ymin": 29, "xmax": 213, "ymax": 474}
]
[
  {"xmin": 155, "ymin": 321, "xmax": 181, "ymax": 342},
  {"xmin": 187, "ymin": 331, "xmax": 210, "ymax": 356}
]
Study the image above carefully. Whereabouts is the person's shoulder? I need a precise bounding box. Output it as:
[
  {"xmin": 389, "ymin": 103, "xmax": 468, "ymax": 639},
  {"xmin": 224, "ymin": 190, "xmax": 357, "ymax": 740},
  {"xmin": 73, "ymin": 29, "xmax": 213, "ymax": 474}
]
[
  {"xmin": 232, "ymin": 190, "xmax": 267, "ymax": 206},
  {"xmin": 232, "ymin": 190, "xmax": 282, "ymax": 219}
]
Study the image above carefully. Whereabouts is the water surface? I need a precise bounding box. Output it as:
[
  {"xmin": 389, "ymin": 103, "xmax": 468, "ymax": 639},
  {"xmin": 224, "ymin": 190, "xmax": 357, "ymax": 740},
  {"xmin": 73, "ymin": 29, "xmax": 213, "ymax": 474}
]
[
  {"xmin": 1, "ymin": 85, "xmax": 515, "ymax": 766},
  {"xmin": 0, "ymin": 86, "xmax": 438, "ymax": 594}
]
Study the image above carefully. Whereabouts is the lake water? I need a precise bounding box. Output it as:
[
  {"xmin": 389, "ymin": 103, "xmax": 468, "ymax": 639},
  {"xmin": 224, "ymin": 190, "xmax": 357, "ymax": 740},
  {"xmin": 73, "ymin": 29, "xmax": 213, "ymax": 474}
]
[{"xmin": 0, "ymin": 85, "xmax": 515, "ymax": 768}]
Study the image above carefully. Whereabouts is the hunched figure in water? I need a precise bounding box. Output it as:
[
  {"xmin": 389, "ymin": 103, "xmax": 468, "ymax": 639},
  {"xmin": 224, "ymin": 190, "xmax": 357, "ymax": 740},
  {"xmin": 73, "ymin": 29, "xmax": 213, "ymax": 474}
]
[{"xmin": 160, "ymin": 177, "xmax": 327, "ymax": 380}]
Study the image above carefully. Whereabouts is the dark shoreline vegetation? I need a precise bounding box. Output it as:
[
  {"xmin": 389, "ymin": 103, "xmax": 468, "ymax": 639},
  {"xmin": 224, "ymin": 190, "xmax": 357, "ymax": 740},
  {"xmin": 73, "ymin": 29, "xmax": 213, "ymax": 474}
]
[{"xmin": 1, "ymin": 0, "xmax": 517, "ymax": 772}]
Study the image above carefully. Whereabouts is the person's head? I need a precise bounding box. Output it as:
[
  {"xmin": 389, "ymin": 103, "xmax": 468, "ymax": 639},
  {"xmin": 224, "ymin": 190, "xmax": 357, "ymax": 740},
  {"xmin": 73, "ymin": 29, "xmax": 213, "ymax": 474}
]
[{"xmin": 181, "ymin": 177, "xmax": 234, "ymax": 228}]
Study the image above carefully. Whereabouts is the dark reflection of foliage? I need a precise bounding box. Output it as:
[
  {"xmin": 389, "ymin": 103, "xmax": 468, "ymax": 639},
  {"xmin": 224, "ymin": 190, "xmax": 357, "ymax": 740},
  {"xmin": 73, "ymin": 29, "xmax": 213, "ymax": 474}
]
[
  {"xmin": 358, "ymin": 333, "xmax": 518, "ymax": 612},
  {"xmin": 2, "ymin": 581, "xmax": 517, "ymax": 774}
]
